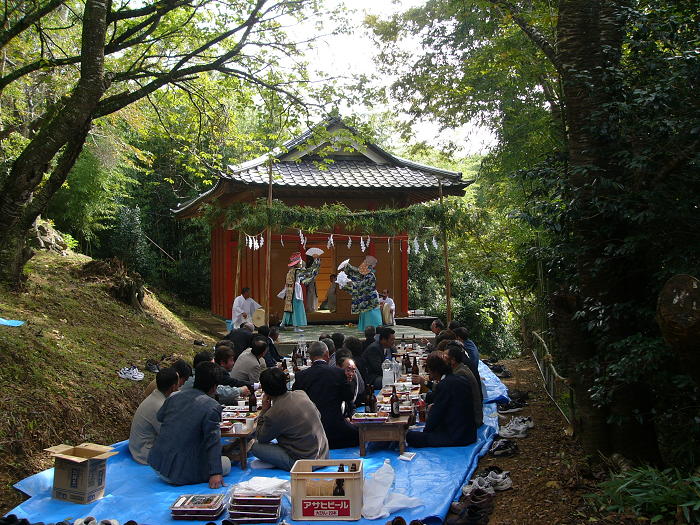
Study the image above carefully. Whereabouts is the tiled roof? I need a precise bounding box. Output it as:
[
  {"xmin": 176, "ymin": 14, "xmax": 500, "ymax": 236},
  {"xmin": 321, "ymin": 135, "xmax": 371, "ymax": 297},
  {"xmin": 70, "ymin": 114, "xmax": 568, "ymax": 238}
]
[{"xmin": 223, "ymin": 158, "xmax": 465, "ymax": 189}]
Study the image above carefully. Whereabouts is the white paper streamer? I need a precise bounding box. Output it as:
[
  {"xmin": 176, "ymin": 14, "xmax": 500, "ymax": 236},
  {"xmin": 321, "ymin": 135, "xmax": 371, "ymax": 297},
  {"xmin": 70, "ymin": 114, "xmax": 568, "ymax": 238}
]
[
  {"xmin": 280, "ymin": 236, "xmax": 284, "ymax": 247},
  {"xmin": 336, "ymin": 271, "xmax": 351, "ymax": 289},
  {"xmin": 259, "ymin": 234, "xmax": 264, "ymax": 248},
  {"xmin": 360, "ymin": 236, "xmax": 366, "ymax": 252},
  {"xmin": 347, "ymin": 236, "xmax": 352, "ymax": 249},
  {"xmin": 253, "ymin": 236, "xmax": 259, "ymax": 250},
  {"xmin": 413, "ymin": 238, "xmax": 420, "ymax": 253},
  {"xmin": 246, "ymin": 235, "xmax": 252, "ymax": 249},
  {"xmin": 432, "ymin": 236, "xmax": 438, "ymax": 249},
  {"xmin": 330, "ymin": 234, "xmax": 334, "ymax": 247},
  {"xmin": 366, "ymin": 236, "xmax": 371, "ymax": 248},
  {"xmin": 387, "ymin": 238, "xmax": 391, "ymax": 252},
  {"xmin": 423, "ymin": 240, "xmax": 429, "ymax": 251}
]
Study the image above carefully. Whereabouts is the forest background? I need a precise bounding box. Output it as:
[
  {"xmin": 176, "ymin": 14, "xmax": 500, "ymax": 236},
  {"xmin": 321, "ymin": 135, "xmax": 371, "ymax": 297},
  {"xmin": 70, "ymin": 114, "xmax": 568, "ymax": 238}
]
[{"xmin": 1, "ymin": 0, "xmax": 699, "ymax": 521}]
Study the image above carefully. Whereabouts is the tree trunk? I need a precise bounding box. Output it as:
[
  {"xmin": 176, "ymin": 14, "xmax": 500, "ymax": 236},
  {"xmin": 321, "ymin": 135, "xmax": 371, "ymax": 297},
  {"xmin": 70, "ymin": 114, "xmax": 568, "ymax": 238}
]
[{"xmin": 0, "ymin": 0, "xmax": 109, "ymax": 285}]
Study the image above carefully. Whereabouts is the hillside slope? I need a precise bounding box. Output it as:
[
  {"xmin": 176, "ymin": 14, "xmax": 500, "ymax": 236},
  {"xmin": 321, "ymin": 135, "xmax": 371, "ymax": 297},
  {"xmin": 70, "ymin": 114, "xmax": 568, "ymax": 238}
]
[{"xmin": 0, "ymin": 251, "xmax": 216, "ymax": 514}]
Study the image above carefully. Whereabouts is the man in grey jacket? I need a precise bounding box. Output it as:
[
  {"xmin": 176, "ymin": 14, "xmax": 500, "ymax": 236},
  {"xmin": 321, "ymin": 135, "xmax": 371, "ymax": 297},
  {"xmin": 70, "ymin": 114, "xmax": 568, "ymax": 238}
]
[
  {"xmin": 148, "ymin": 361, "xmax": 229, "ymax": 488},
  {"xmin": 251, "ymin": 367, "xmax": 329, "ymax": 471},
  {"xmin": 231, "ymin": 336, "xmax": 268, "ymax": 384},
  {"xmin": 129, "ymin": 367, "xmax": 179, "ymax": 464}
]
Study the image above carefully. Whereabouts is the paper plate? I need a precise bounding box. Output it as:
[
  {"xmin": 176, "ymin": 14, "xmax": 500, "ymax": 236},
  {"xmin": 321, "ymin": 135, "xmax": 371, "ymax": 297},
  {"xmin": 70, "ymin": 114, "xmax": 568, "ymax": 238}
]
[{"xmin": 305, "ymin": 247, "xmax": 324, "ymax": 256}]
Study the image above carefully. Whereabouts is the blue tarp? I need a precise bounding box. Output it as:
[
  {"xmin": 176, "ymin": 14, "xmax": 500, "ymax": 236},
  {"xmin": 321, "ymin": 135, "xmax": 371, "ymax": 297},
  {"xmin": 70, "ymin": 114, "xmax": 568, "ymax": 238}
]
[
  {"xmin": 9, "ymin": 362, "xmax": 508, "ymax": 524},
  {"xmin": 0, "ymin": 317, "xmax": 25, "ymax": 327}
]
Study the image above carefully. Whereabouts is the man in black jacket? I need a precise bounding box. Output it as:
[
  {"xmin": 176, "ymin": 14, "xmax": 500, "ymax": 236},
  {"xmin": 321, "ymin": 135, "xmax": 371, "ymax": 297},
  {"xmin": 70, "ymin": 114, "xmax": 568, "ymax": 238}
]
[
  {"xmin": 258, "ymin": 325, "xmax": 283, "ymax": 367},
  {"xmin": 360, "ymin": 327, "xmax": 395, "ymax": 391},
  {"xmin": 224, "ymin": 322, "xmax": 254, "ymax": 358},
  {"xmin": 293, "ymin": 341, "xmax": 358, "ymax": 449},
  {"xmin": 406, "ymin": 352, "xmax": 477, "ymax": 448}
]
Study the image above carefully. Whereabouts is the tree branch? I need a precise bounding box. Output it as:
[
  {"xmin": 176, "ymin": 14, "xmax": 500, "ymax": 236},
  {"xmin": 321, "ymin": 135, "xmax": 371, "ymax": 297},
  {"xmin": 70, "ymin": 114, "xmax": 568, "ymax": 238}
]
[
  {"xmin": 489, "ymin": 0, "xmax": 561, "ymax": 72},
  {"xmin": 0, "ymin": 0, "xmax": 65, "ymax": 51}
]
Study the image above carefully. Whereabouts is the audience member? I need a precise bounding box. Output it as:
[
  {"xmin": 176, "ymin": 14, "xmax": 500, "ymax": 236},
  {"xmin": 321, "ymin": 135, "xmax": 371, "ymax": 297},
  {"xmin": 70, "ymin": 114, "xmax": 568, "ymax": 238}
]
[
  {"xmin": 251, "ymin": 367, "xmax": 329, "ymax": 470},
  {"xmin": 422, "ymin": 319, "xmax": 444, "ymax": 351},
  {"xmin": 446, "ymin": 343, "xmax": 483, "ymax": 426},
  {"xmin": 331, "ymin": 332, "xmax": 345, "ymax": 353},
  {"xmin": 129, "ymin": 367, "xmax": 179, "ymax": 464},
  {"xmin": 182, "ymin": 350, "xmax": 249, "ymax": 401},
  {"xmin": 142, "ymin": 358, "xmax": 192, "ymax": 398},
  {"xmin": 258, "ymin": 325, "xmax": 283, "ymax": 367},
  {"xmin": 148, "ymin": 362, "xmax": 229, "ymax": 487},
  {"xmin": 448, "ymin": 320, "xmax": 460, "ymax": 331},
  {"xmin": 406, "ymin": 352, "xmax": 477, "ymax": 448},
  {"xmin": 361, "ymin": 326, "xmax": 376, "ymax": 351},
  {"xmin": 337, "ymin": 355, "xmax": 362, "ymax": 414},
  {"xmin": 333, "ymin": 348, "xmax": 365, "ymax": 405},
  {"xmin": 344, "ymin": 335, "xmax": 364, "ymax": 362},
  {"xmin": 321, "ymin": 337, "xmax": 336, "ymax": 357},
  {"xmin": 454, "ymin": 327, "xmax": 480, "ymax": 377},
  {"xmin": 225, "ymin": 321, "xmax": 255, "ymax": 358},
  {"xmin": 213, "ymin": 346, "xmax": 251, "ymax": 402},
  {"xmin": 293, "ymin": 342, "xmax": 358, "ymax": 449},
  {"xmin": 360, "ymin": 327, "xmax": 395, "ymax": 390},
  {"xmin": 231, "ymin": 335, "xmax": 268, "ymax": 383}
]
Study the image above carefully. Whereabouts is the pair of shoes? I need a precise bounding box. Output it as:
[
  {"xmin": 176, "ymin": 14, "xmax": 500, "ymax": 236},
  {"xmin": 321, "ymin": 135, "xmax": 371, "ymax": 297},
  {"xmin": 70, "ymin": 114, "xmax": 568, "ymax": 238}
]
[
  {"xmin": 497, "ymin": 417, "xmax": 531, "ymax": 438},
  {"xmin": 450, "ymin": 487, "xmax": 495, "ymax": 515},
  {"xmin": 509, "ymin": 389, "xmax": 530, "ymax": 402},
  {"xmin": 446, "ymin": 504, "xmax": 491, "ymax": 525},
  {"xmin": 118, "ymin": 365, "xmax": 144, "ymax": 381},
  {"xmin": 462, "ymin": 470, "xmax": 512, "ymax": 497},
  {"xmin": 482, "ymin": 358, "xmax": 499, "ymax": 366},
  {"xmin": 490, "ymin": 438, "xmax": 519, "ymax": 457},
  {"xmin": 145, "ymin": 359, "xmax": 160, "ymax": 373},
  {"xmin": 497, "ymin": 400, "xmax": 527, "ymax": 414},
  {"xmin": 476, "ymin": 465, "xmax": 505, "ymax": 478},
  {"xmin": 511, "ymin": 415, "xmax": 534, "ymax": 428}
]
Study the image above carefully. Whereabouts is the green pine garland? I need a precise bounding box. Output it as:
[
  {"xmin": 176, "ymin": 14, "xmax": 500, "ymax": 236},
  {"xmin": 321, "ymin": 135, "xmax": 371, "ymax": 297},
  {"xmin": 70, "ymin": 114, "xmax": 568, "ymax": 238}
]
[{"xmin": 203, "ymin": 198, "xmax": 464, "ymax": 236}]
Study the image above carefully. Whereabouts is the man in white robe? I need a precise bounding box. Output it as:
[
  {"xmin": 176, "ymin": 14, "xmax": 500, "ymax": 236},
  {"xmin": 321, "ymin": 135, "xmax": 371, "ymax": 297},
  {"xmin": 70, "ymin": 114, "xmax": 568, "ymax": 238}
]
[
  {"xmin": 379, "ymin": 289, "xmax": 396, "ymax": 326},
  {"xmin": 231, "ymin": 287, "xmax": 262, "ymax": 329}
]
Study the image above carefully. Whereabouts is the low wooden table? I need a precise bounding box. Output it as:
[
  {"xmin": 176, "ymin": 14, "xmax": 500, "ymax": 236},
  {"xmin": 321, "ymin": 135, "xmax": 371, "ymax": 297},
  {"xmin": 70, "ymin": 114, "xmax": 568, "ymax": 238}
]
[
  {"xmin": 221, "ymin": 420, "xmax": 257, "ymax": 470},
  {"xmin": 356, "ymin": 415, "xmax": 411, "ymax": 456}
]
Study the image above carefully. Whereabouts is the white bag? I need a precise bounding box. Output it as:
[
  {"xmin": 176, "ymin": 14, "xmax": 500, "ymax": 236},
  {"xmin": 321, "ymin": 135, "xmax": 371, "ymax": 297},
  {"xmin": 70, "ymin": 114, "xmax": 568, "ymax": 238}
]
[{"xmin": 362, "ymin": 460, "xmax": 422, "ymax": 520}]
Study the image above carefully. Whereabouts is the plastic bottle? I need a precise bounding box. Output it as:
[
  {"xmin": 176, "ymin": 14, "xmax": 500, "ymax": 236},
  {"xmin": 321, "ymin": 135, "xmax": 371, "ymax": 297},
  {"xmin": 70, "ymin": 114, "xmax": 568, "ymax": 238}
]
[{"xmin": 381, "ymin": 358, "xmax": 394, "ymax": 388}]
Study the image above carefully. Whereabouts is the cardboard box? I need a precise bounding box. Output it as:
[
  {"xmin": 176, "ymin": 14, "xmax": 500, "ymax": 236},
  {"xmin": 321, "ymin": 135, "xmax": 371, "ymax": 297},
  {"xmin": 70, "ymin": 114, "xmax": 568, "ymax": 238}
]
[{"xmin": 44, "ymin": 443, "xmax": 117, "ymax": 504}]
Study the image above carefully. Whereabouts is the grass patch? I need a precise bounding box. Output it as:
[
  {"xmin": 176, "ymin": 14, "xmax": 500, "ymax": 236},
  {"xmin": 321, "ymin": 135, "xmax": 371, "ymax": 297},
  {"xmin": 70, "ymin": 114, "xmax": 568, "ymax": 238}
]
[{"xmin": 0, "ymin": 251, "xmax": 215, "ymax": 514}]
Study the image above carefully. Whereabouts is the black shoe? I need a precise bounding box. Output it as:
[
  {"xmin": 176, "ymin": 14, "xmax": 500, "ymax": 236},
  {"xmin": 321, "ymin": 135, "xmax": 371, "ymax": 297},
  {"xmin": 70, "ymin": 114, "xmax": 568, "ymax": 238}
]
[
  {"xmin": 497, "ymin": 400, "xmax": 526, "ymax": 414},
  {"xmin": 193, "ymin": 339, "xmax": 206, "ymax": 346},
  {"xmin": 490, "ymin": 438, "xmax": 519, "ymax": 457},
  {"xmin": 145, "ymin": 359, "xmax": 160, "ymax": 373}
]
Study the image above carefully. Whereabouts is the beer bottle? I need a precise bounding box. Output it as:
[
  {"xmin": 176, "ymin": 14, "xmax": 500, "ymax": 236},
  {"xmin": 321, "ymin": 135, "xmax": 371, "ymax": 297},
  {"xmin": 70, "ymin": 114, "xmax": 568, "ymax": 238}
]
[
  {"xmin": 349, "ymin": 463, "xmax": 358, "ymax": 472},
  {"xmin": 281, "ymin": 359, "xmax": 288, "ymax": 371},
  {"xmin": 248, "ymin": 389, "xmax": 256, "ymax": 412},
  {"xmin": 333, "ymin": 464, "xmax": 345, "ymax": 496},
  {"xmin": 390, "ymin": 385, "xmax": 400, "ymax": 418},
  {"xmin": 369, "ymin": 390, "xmax": 378, "ymax": 413},
  {"xmin": 412, "ymin": 356, "xmax": 419, "ymax": 375}
]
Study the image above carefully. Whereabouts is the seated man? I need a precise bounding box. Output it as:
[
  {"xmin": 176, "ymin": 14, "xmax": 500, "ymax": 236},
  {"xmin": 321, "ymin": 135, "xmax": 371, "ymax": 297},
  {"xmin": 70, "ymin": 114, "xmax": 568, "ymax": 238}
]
[
  {"xmin": 182, "ymin": 350, "xmax": 249, "ymax": 403},
  {"xmin": 445, "ymin": 343, "xmax": 483, "ymax": 427},
  {"xmin": 406, "ymin": 352, "xmax": 477, "ymax": 448},
  {"xmin": 214, "ymin": 346, "xmax": 252, "ymax": 403},
  {"xmin": 252, "ymin": 367, "xmax": 329, "ymax": 470},
  {"xmin": 336, "ymin": 355, "xmax": 361, "ymax": 417},
  {"xmin": 293, "ymin": 341, "xmax": 358, "ymax": 449},
  {"xmin": 258, "ymin": 325, "xmax": 283, "ymax": 367},
  {"xmin": 143, "ymin": 358, "xmax": 192, "ymax": 399},
  {"xmin": 129, "ymin": 367, "xmax": 179, "ymax": 464},
  {"xmin": 333, "ymin": 348, "xmax": 365, "ymax": 405},
  {"xmin": 225, "ymin": 321, "xmax": 255, "ymax": 358},
  {"xmin": 231, "ymin": 336, "xmax": 268, "ymax": 383},
  {"xmin": 454, "ymin": 327, "xmax": 481, "ymax": 380},
  {"xmin": 148, "ymin": 362, "xmax": 229, "ymax": 488},
  {"xmin": 360, "ymin": 327, "xmax": 395, "ymax": 390}
]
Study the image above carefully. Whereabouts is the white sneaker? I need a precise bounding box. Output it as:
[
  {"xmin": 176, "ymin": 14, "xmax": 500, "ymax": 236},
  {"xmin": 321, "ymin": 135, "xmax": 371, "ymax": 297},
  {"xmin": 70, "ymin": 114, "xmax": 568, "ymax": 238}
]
[
  {"xmin": 118, "ymin": 366, "xmax": 144, "ymax": 381},
  {"xmin": 498, "ymin": 419, "xmax": 528, "ymax": 438},
  {"xmin": 512, "ymin": 416, "xmax": 534, "ymax": 428},
  {"xmin": 462, "ymin": 476, "xmax": 495, "ymax": 496},
  {"xmin": 484, "ymin": 470, "xmax": 513, "ymax": 491}
]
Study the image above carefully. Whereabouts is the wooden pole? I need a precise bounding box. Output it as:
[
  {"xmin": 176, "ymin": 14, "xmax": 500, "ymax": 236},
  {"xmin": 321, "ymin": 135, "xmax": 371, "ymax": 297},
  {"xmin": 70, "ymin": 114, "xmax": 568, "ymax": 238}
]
[
  {"xmin": 264, "ymin": 156, "xmax": 273, "ymax": 325},
  {"xmin": 234, "ymin": 229, "xmax": 243, "ymax": 300},
  {"xmin": 439, "ymin": 180, "xmax": 452, "ymax": 323}
]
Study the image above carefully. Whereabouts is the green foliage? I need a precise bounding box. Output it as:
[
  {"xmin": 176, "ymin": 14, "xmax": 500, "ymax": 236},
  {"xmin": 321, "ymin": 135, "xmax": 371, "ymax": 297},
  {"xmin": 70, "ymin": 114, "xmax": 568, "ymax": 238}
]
[
  {"xmin": 108, "ymin": 206, "xmax": 152, "ymax": 275},
  {"xmin": 589, "ymin": 467, "xmax": 700, "ymax": 523},
  {"xmin": 61, "ymin": 233, "xmax": 79, "ymax": 251}
]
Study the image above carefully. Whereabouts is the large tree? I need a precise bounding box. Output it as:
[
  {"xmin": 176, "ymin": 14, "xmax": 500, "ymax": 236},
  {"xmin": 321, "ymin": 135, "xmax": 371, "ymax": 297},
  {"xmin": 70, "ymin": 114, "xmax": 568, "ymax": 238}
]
[
  {"xmin": 0, "ymin": 0, "xmax": 321, "ymax": 284},
  {"xmin": 371, "ymin": 0, "xmax": 700, "ymax": 463}
]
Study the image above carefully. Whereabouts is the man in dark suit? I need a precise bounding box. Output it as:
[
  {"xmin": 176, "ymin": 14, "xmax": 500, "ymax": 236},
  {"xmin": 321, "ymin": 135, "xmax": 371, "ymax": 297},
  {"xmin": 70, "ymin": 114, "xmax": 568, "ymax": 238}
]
[
  {"xmin": 406, "ymin": 352, "xmax": 477, "ymax": 448},
  {"xmin": 224, "ymin": 322, "xmax": 254, "ymax": 358},
  {"xmin": 359, "ymin": 327, "xmax": 395, "ymax": 391},
  {"xmin": 293, "ymin": 341, "xmax": 358, "ymax": 449},
  {"xmin": 258, "ymin": 325, "xmax": 282, "ymax": 367}
]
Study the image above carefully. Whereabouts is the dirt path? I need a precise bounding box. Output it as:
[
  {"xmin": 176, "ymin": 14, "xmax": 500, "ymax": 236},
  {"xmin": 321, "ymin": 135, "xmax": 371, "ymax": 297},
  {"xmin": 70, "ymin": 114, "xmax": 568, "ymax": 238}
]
[{"xmin": 463, "ymin": 356, "xmax": 600, "ymax": 524}]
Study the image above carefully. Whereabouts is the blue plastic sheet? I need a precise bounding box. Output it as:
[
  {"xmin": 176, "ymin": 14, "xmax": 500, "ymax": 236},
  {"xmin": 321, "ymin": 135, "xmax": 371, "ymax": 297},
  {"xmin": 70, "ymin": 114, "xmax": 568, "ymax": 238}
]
[
  {"xmin": 0, "ymin": 317, "xmax": 25, "ymax": 327},
  {"xmin": 9, "ymin": 363, "xmax": 507, "ymax": 524}
]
